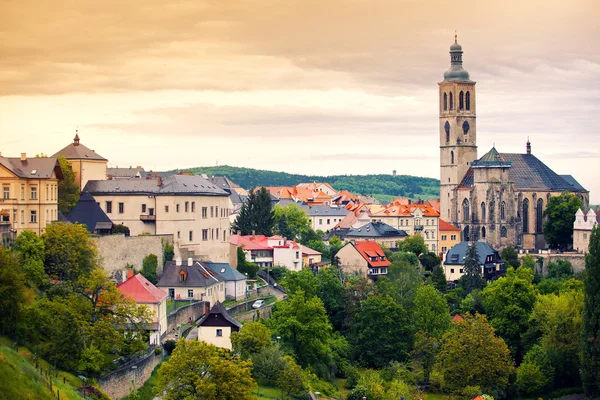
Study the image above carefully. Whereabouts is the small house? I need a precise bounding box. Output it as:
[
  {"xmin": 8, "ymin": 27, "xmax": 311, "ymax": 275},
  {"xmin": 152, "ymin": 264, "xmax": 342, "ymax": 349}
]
[{"xmin": 197, "ymin": 301, "xmax": 242, "ymax": 350}]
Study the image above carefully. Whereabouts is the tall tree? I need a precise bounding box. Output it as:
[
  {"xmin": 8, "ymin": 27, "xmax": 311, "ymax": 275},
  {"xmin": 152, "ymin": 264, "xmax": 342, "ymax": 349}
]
[
  {"xmin": 141, "ymin": 253, "xmax": 158, "ymax": 284},
  {"xmin": 500, "ymin": 245, "xmax": 520, "ymax": 268},
  {"xmin": 57, "ymin": 156, "xmax": 80, "ymax": 215},
  {"xmin": 273, "ymin": 203, "xmax": 311, "ymax": 240},
  {"xmin": 431, "ymin": 265, "xmax": 447, "ymax": 293},
  {"xmin": 581, "ymin": 226, "xmax": 600, "ymax": 396},
  {"xmin": 516, "ymin": 344, "xmax": 554, "ymax": 395},
  {"xmin": 400, "ymin": 234, "xmax": 428, "ymax": 256},
  {"xmin": 231, "ymin": 321, "xmax": 272, "ymax": 359},
  {"xmin": 460, "ymin": 242, "xmax": 484, "ymax": 294},
  {"xmin": 0, "ymin": 248, "xmax": 27, "ymax": 337},
  {"xmin": 233, "ymin": 187, "xmax": 275, "ymax": 236},
  {"xmin": 420, "ymin": 251, "xmax": 441, "ymax": 271},
  {"xmin": 43, "ymin": 222, "xmax": 98, "ymax": 281},
  {"xmin": 13, "ymin": 230, "xmax": 47, "ymax": 288},
  {"xmin": 543, "ymin": 191, "xmax": 582, "ymax": 249}
]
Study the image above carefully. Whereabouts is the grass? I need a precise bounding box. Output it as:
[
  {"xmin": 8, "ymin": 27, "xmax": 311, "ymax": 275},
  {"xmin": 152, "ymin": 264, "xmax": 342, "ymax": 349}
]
[{"xmin": 253, "ymin": 384, "xmax": 284, "ymax": 399}]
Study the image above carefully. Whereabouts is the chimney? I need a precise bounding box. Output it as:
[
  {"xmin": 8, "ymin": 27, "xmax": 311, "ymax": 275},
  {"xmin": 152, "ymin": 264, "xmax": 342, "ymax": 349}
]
[
  {"xmin": 526, "ymin": 138, "xmax": 531, "ymax": 155},
  {"xmin": 408, "ymin": 199, "xmax": 412, "ymax": 205},
  {"xmin": 251, "ymin": 230, "xmax": 255, "ymax": 239},
  {"xmin": 127, "ymin": 269, "xmax": 134, "ymax": 280},
  {"xmin": 176, "ymin": 258, "xmax": 182, "ymax": 266},
  {"xmin": 20, "ymin": 153, "xmax": 26, "ymax": 161},
  {"xmin": 157, "ymin": 176, "xmax": 162, "ymax": 186},
  {"xmin": 187, "ymin": 257, "xmax": 193, "ymax": 266},
  {"xmin": 122, "ymin": 270, "xmax": 128, "ymax": 282}
]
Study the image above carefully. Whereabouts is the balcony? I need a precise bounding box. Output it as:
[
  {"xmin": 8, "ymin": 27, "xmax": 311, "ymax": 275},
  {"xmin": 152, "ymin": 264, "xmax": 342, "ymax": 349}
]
[
  {"xmin": 140, "ymin": 214, "xmax": 156, "ymax": 222},
  {"xmin": 414, "ymin": 225, "xmax": 424, "ymax": 231}
]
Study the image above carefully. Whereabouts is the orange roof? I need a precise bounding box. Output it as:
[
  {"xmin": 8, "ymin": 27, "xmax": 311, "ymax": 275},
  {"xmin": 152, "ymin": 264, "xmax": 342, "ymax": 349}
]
[
  {"xmin": 388, "ymin": 196, "xmax": 411, "ymax": 206},
  {"xmin": 427, "ymin": 200, "xmax": 441, "ymax": 212},
  {"xmin": 371, "ymin": 203, "xmax": 440, "ymax": 218},
  {"xmin": 353, "ymin": 242, "xmax": 391, "ymax": 267},
  {"xmin": 264, "ymin": 186, "xmax": 294, "ymax": 199},
  {"xmin": 117, "ymin": 273, "xmax": 168, "ymax": 304},
  {"xmin": 452, "ymin": 314, "xmax": 465, "ymax": 323},
  {"xmin": 439, "ymin": 219, "xmax": 461, "ymax": 232}
]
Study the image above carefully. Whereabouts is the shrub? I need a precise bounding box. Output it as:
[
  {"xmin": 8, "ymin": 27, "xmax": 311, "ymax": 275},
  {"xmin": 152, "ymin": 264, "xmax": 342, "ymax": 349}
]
[
  {"xmin": 163, "ymin": 340, "xmax": 176, "ymax": 355},
  {"xmin": 154, "ymin": 347, "xmax": 163, "ymax": 355}
]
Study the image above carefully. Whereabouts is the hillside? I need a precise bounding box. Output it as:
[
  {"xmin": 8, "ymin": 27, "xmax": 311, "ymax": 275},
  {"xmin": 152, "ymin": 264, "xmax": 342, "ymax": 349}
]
[{"xmin": 176, "ymin": 166, "xmax": 440, "ymax": 201}]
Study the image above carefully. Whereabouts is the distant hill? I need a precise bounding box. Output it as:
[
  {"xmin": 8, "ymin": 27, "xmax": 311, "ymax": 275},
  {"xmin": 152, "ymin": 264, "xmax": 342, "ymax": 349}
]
[{"xmin": 175, "ymin": 165, "xmax": 440, "ymax": 202}]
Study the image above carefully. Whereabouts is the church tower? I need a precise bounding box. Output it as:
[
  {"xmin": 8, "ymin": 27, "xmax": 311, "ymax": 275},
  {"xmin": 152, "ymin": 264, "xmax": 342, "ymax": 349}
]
[{"xmin": 439, "ymin": 35, "xmax": 477, "ymax": 223}]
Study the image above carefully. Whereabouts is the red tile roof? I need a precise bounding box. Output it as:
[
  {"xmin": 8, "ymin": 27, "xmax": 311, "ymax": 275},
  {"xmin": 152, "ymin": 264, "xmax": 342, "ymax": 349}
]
[
  {"xmin": 439, "ymin": 219, "xmax": 461, "ymax": 232},
  {"xmin": 353, "ymin": 242, "xmax": 391, "ymax": 267},
  {"xmin": 117, "ymin": 273, "xmax": 168, "ymax": 304},
  {"xmin": 452, "ymin": 314, "xmax": 465, "ymax": 323}
]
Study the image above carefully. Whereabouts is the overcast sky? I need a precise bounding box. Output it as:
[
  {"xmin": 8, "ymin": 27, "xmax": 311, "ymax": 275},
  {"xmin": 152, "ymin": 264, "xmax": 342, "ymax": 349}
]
[{"xmin": 1, "ymin": 0, "xmax": 599, "ymax": 202}]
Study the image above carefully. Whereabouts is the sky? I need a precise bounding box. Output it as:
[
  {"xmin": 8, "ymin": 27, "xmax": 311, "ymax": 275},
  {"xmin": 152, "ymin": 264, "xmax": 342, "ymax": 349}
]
[{"xmin": 1, "ymin": 0, "xmax": 599, "ymax": 202}]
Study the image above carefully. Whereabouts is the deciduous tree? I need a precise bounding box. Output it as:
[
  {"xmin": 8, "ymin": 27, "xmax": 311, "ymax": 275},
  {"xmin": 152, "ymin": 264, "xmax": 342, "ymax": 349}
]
[
  {"xmin": 516, "ymin": 344, "xmax": 554, "ymax": 395},
  {"xmin": 43, "ymin": 222, "xmax": 98, "ymax": 281},
  {"xmin": 582, "ymin": 226, "xmax": 600, "ymax": 396},
  {"xmin": 141, "ymin": 253, "xmax": 158, "ymax": 284},
  {"xmin": 0, "ymin": 248, "xmax": 27, "ymax": 337},
  {"xmin": 543, "ymin": 191, "xmax": 582, "ymax": 249},
  {"xmin": 413, "ymin": 284, "xmax": 451, "ymax": 338},
  {"xmin": 57, "ymin": 156, "xmax": 80, "ymax": 215},
  {"xmin": 400, "ymin": 234, "xmax": 427, "ymax": 256},
  {"xmin": 274, "ymin": 203, "xmax": 311, "ymax": 240},
  {"xmin": 500, "ymin": 246, "xmax": 520, "ymax": 268},
  {"xmin": 13, "ymin": 230, "xmax": 47, "ymax": 288},
  {"xmin": 231, "ymin": 321, "xmax": 272, "ymax": 359}
]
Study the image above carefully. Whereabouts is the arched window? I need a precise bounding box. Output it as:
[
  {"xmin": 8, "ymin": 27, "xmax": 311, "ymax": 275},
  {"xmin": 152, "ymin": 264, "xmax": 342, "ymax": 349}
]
[
  {"xmin": 459, "ymin": 91, "xmax": 464, "ymax": 110},
  {"xmin": 501, "ymin": 226, "xmax": 507, "ymax": 238},
  {"xmin": 463, "ymin": 121, "xmax": 470, "ymax": 134},
  {"xmin": 523, "ymin": 198, "xmax": 530, "ymax": 233},
  {"xmin": 463, "ymin": 225, "xmax": 470, "ymax": 241},
  {"xmin": 500, "ymin": 201, "xmax": 506, "ymax": 220},
  {"xmin": 462, "ymin": 198, "xmax": 470, "ymax": 222},
  {"xmin": 466, "ymin": 91, "xmax": 471, "ymax": 110},
  {"xmin": 443, "ymin": 93, "xmax": 448, "ymax": 111},
  {"xmin": 449, "ymin": 92, "xmax": 454, "ymax": 110},
  {"xmin": 444, "ymin": 121, "xmax": 450, "ymax": 143},
  {"xmin": 489, "ymin": 201, "xmax": 495, "ymax": 222},
  {"xmin": 481, "ymin": 202, "xmax": 486, "ymax": 221},
  {"xmin": 482, "ymin": 226, "xmax": 486, "ymax": 239},
  {"xmin": 451, "ymin": 151, "xmax": 454, "ymax": 164},
  {"xmin": 536, "ymin": 199, "xmax": 543, "ymax": 233}
]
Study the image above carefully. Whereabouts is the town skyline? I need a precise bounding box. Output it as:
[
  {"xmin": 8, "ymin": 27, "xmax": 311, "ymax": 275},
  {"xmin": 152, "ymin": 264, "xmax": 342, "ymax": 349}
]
[{"xmin": 1, "ymin": 0, "xmax": 599, "ymax": 202}]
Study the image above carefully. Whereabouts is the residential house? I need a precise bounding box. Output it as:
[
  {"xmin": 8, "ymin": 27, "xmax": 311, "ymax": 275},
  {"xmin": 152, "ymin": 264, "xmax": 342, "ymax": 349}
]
[
  {"xmin": 204, "ymin": 262, "xmax": 247, "ymax": 301},
  {"xmin": 66, "ymin": 192, "xmax": 113, "ymax": 235},
  {"xmin": 301, "ymin": 245, "xmax": 323, "ymax": 268},
  {"xmin": 107, "ymin": 166, "xmax": 146, "ymax": 179},
  {"xmin": 370, "ymin": 202, "xmax": 440, "ymax": 252},
  {"xmin": 336, "ymin": 241, "xmax": 391, "ymax": 281},
  {"xmin": 84, "ymin": 174, "xmax": 231, "ymax": 262},
  {"xmin": 342, "ymin": 221, "xmax": 408, "ymax": 250},
  {"xmin": 438, "ymin": 219, "xmax": 461, "ymax": 258},
  {"xmin": 0, "ymin": 153, "xmax": 62, "ymax": 242},
  {"xmin": 443, "ymin": 241, "xmax": 505, "ymax": 282},
  {"xmin": 117, "ymin": 272, "xmax": 168, "ymax": 345},
  {"xmin": 230, "ymin": 234, "xmax": 304, "ymax": 271},
  {"xmin": 300, "ymin": 205, "xmax": 350, "ymax": 232},
  {"xmin": 573, "ymin": 208, "xmax": 600, "ymax": 253},
  {"xmin": 197, "ymin": 302, "xmax": 242, "ymax": 350},
  {"xmin": 52, "ymin": 133, "xmax": 107, "ymax": 190},
  {"xmin": 157, "ymin": 258, "xmax": 226, "ymax": 304}
]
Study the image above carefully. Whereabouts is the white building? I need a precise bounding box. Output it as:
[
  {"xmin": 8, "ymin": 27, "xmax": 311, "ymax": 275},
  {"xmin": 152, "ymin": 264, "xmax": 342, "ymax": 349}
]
[{"xmin": 574, "ymin": 208, "xmax": 599, "ymax": 253}]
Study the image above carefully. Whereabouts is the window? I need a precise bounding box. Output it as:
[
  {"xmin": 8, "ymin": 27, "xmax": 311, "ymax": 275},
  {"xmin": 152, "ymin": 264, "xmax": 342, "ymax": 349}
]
[
  {"xmin": 462, "ymin": 198, "xmax": 470, "ymax": 221},
  {"xmin": 442, "ymin": 235, "xmax": 447, "ymax": 240},
  {"xmin": 296, "ymin": 251, "xmax": 300, "ymax": 259},
  {"xmin": 215, "ymin": 206, "xmax": 219, "ymax": 217},
  {"xmin": 165, "ymin": 205, "xmax": 169, "ymax": 213},
  {"xmin": 20, "ymin": 210, "xmax": 24, "ymax": 224},
  {"xmin": 168, "ymin": 288, "xmax": 175, "ymax": 298},
  {"xmin": 210, "ymin": 206, "xmax": 214, "ymax": 217},
  {"xmin": 481, "ymin": 202, "xmax": 486, "ymax": 221},
  {"xmin": 501, "ymin": 226, "xmax": 508, "ymax": 238},
  {"xmin": 584, "ymin": 233, "xmax": 588, "ymax": 240},
  {"xmin": 119, "ymin": 202, "xmax": 124, "ymax": 213},
  {"xmin": 30, "ymin": 186, "xmax": 37, "ymax": 200},
  {"xmin": 466, "ymin": 91, "xmax": 471, "ymax": 110},
  {"xmin": 191, "ymin": 202, "xmax": 195, "ymax": 212},
  {"xmin": 482, "ymin": 226, "xmax": 486, "ymax": 239},
  {"xmin": 3, "ymin": 187, "xmax": 8, "ymax": 199},
  {"xmin": 459, "ymin": 268, "xmax": 464, "ymax": 274},
  {"xmin": 106, "ymin": 201, "xmax": 112, "ymax": 213},
  {"xmin": 500, "ymin": 201, "xmax": 506, "ymax": 220},
  {"xmin": 176, "ymin": 204, "xmax": 180, "ymax": 212},
  {"xmin": 177, "ymin": 231, "xmax": 181, "ymax": 239},
  {"xmin": 223, "ymin": 230, "xmax": 226, "ymax": 241},
  {"xmin": 463, "ymin": 225, "xmax": 470, "ymax": 241},
  {"xmin": 319, "ymin": 219, "xmax": 323, "ymax": 225},
  {"xmin": 185, "ymin": 202, "xmax": 189, "ymax": 212},
  {"xmin": 536, "ymin": 198, "xmax": 543, "ymax": 233},
  {"xmin": 463, "ymin": 121, "xmax": 470, "ymax": 134},
  {"xmin": 20, "ymin": 186, "xmax": 24, "ymax": 200},
  {"xmin": 30, "ymin": 210, "xmax": 37, "ymax": 223},
  {"xmin": 216, "ymin": 229, "xmax": 219, "ymax": 240},
  {"xmin": 450, "ymin": 268, "xmax": 455, "ymax": 274},
  {"xmin": 202, "ymin": 207, "xmax": 208, "ymax": 218},
  {"xmin": 142, "ymin": 204, "xmax": 147, "ymax": 213},
  {"xmin": 451, "ymin": 151, "xmax": 454, "ymax": 164},
  {"xmin": 202, "ymin": 229, "xmax": 208, "ymax": 241},
  {"xmin": 451, "ymin": 234, "xmax": 457, "ymax": 240},
  {"xmin": 444, "ymin": 121, "xmax": 450, "ymax": 143},
  {"xmin": 216, "ymin": 329, "xmax": 223, "ymax": 337},
  {"xmin": 459, "ymin": 91, "xmax": 464, "ymax": 110},
  {"xmin": 188, "ymin": 289, "xmax": 193, "ymax": 298},
  {"xmin": 449, "ymin": 92, "xmax": 453, "ymax": 109},
  {"xmin": 442, "ymin": 246, "xmax": 447, "ymax": 252},
  {"xmin": 443, "ymin": 92, "xmax": 448, "ymax": 110},
  {"xmin": 327, "ymin": 218, "xmax": 330, "ymax": 224},
  {"xmin": 189, "ymin": 230, "xmax": 193, "ymax": 241},
  {"xmin": 523, "ymin": 198, "xmax": 530, "ymax": 233}
]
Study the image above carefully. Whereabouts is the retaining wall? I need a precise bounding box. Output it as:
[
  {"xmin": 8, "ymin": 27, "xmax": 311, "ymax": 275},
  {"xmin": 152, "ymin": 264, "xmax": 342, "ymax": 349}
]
[
  {"xmin": 98, "ymin": 351, "xmax": 164, "ymax": 400},
  {"xmin": 166, "ymin": 301, "xmax": 208, "ymax": 333},
  {"xmin": 518, "ymin": 252, "xmax": 586, "ymax": 274},
  {"xmin": 234, "ymin": 303, "xmax": 275, "ymax": 322}
]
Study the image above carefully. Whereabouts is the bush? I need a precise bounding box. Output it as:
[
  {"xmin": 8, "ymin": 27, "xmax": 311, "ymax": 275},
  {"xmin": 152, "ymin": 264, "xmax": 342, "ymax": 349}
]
[
  {"xmin": 345, "ymin": 368, "xmax": 360, "ymax": 389},
  {"xmin": 270, "ymin": 266, "xmax": 287, "ymax": 282},
  {"xmin": 163, "ymin": 340, "xmax": 176, "ymax": 355},
  {"xmin": 154, "ymin": 347, "xmax": 163, "ymax": 355}
]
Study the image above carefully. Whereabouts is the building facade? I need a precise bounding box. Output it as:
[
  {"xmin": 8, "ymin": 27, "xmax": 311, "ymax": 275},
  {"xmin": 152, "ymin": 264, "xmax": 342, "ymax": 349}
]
[
  {"xmin": 438, "ymin": 219, "xmax": 461, "ymax": 257},
  {"xmin": 438, "ymin": 37, "xmax": 589, "ymax": 250},
  {"xmin": 53, "ymin": 133, "xmax": 107, "ymax": 190},
  {"xmin": 573, "ymin": 208, "xmax": 599, "ymax": 253}
]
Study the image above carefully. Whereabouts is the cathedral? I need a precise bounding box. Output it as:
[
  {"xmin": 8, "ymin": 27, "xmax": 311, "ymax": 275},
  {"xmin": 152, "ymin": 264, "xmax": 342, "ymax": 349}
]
[{"xmin": 439, "ymin": 36, "xmax": 589, "ymax": 250}]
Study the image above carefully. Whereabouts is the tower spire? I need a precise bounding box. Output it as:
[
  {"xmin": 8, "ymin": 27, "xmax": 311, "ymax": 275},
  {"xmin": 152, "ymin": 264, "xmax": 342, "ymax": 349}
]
[
  {"xmin": 74, "ymin": 129, "xmax": 80, "ymax": 146},
  {"xmin": 454, "ymin": 30, "xmax": 457, "ymax": 43}
]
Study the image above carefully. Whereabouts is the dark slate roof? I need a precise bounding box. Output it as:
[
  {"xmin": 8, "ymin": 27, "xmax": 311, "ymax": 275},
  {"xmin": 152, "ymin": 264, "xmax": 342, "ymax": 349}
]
[
  {"xmin": 0, "ymin": 156, "xmax": 62, "ymax": 179},
  {"xmin": 57, "ymin": 211, "xmax": 70, "ymax": 223},
  {"xmin": 203, "ymin": 175, "xmax": 242, "ymax": 190},
  {"xmin": 324, "ymin": 228, "xmax": 350, "ymax": 241},
  {"xmin": 157, "ymin": 260, "xmax": 224, "ymax": 288},
  {"xmin": 84, "ymin": 175, "xmax": 229, "ymax": 196},
  {"xmin": 345, "ymin": 222, "xmax": 408, "ymax": 238},
  {"xmin": 299, "ymin": 205, "xmax": 350, "ymax": 217},
  {"xmin": 203, "ymin": 262, "xmax": 246, "ymax": 282},
  {"xmin": 66, "ymin": 192, "xmax": 113, "ymax": 232},
  {"xmin": 198, "ymin": 301, "xmax": 242, "ymax": 329},
  {"xmin": 458, "ymin": 150, "xmax": 587, "ymax": 192},
  {"xmin": 444, "ymin": 241, "xmax": 502, "ymax": 266},
  {"xmin": 107, "ymin": 167, "xmax": 146, "ymax": 178},
  {"xmin": 52, "ymin": 137, "xmax": 107, "ymax": 161}
]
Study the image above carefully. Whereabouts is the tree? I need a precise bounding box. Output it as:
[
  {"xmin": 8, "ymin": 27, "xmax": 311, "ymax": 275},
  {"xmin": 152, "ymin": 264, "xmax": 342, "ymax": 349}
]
[
  {"xmin": 400, "ymin": 234, "xmax": 427, "ymax": 256},
  {"xmin": 431, "ymin": 266, "xmax": 447, "ymax": 293},
  {"xmin": 420, "ymin": 251, "xmax": 441, "ymax": 271},
  {"xmin": 582, "ymin": 225, "xmax": 600, "ymax": 396},
  {"xmin": 156, "ymin": 340, "xmax": 257, "ymax": 400},
  {"xmin": 315, "ymin": 267, "xmax": 345, "ymax": 330},
  {"xmin": 251, "ymin": 345, "xmax": 286, "ymax": 386},
  {"xmin": 162, "ymin": 241, "xmax": 174, "ymax": 265},
  {"xmin": 276, "ymin": 213, "xmax": 293, "ymax": 240},
  {"xmin": 273, "ymin": 203, "xmax": 311, "ymax": 240},
  {"xmin": 236, "ymin": 247, "xmax": 259, "ymax": 278},
  {"xmin": 516, "ymin": 344, "xmax": 554, "ymax": 395},
  {"xmin": 547, "ymin": 259, "xmax": 574, "ymax": 280},
  {"xmin": 276, "ymin": 355, "xmax": 308, "ymax": 399},
  {"xmin": 460, "ymin": 242, "xmax": 484, "ymax": 294},
  {"xmin": 328, "ymin": 236, "xmax": 344, "ymax": 263},
  {"xmin": 481, "ymin": 267, "xmax": 537, "ymax": 359},
  {"xmin": 413, "ymin": 284, "xmax": 451, "ymax": 338},
  {"xmin": 141, "ymin": 253, "xmax": 158, "ymax": 284},
  {"xmin": 43, "ymin": 222, "xmax": 98, "ymax": 281},
  {"xmin": 281, "ymin": 269, "xmax": 318, "ymax": 298},
  {"xmin": 355, "ymin": 294, "xmax": 413, "ymax": 368},
  {"xmin": 500, "ymin": 246, "xmax": 520, "ymax": 268},
  {"xmin": 0, "ymin": 248, "xmax": 27, "ymax": 337},
  {"xmin": 13, "ymin": 230, "xmax": 47, "ymax": 288},
  {"xmin": 233, "ymin": 187, "xmax": 275, "ymax": 236},
  {"xmin": 543, "ymin": 191, "xmax": 582, "ymax": 249},
  {"xmin": 437, "ymin": 313, "xmax": 514, "ymax": 396},
  {"xmin": 112, "ymin": 224, "xmax": 130, "ymax": 236},
  {"xmin": 57, "ymin": 156, "xmax": 80, "ymax": 215},
  {"xmin": 231, "ymin": 321, "xmax": 272, "ymax": 359}
]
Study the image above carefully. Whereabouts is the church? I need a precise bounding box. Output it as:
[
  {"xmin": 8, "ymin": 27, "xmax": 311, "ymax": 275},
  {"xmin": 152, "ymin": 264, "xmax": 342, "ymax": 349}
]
[{"xmin": 439, "ymin": 36, "xmax": 589, "ymax": 251}]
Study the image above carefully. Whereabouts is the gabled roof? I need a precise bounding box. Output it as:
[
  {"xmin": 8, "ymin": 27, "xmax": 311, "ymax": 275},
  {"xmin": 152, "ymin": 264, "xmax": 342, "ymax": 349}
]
[
  {"xmin": 157, "ymin": 261, "xmax": 224, "ymax": 288},
  {"xmin": 66, "ymin": 192, "xmax": 112, "ymax": 233},
  {"xmin": 52, "ymin": 134, "xmax": 107, "ymax": 161},
  {"xmin": 299, "ymin": 205, "xmax": 350, "ymax": 217},
  {"xmin": 439, "ymin": 219, "xmax": 461, "ymax": 232},
  {"xmin": 117, "ymin": 273, "xmax": 168, "ymax": 304},
  {"xmin": 444, "ymin": 241, "xmax": 502, "ymax": 266},
  {"xmin": 352, "ymin": 241, "xmax": 391, "ymax": 267},
  {"xmin": 0, "ymin": 156, "xmax": 63, "ymax": 180},
  {"xmin": 370, "ymin": 203, "xmax": 440, "ymax": 218},
  {"xmin": 198, "ymin": 301, "xmax": 242, "ymax": 329},
  {"xmin": 107, "ymin": 167, "xmax": 145, "ymax": 178},
  {"xmin": 203, "ymin": 262, "xmax": 246, "ymax": 281},
  {"xmin": 84, "ymin": 175, "xmax": 229, "ymax": 196},
  {"xmin": 345, "ymin": 221, "xmax": 407, "ymax": 238},
  {"xmin": 301, "ymin": 244, "xmax": 321, "ymax": 256}
]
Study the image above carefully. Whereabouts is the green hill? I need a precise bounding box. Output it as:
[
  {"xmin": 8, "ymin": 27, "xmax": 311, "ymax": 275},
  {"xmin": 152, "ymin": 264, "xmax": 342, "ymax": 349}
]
[{"xmin": 175, "ymin": 166, "xmax": 440, "ymax": 202}]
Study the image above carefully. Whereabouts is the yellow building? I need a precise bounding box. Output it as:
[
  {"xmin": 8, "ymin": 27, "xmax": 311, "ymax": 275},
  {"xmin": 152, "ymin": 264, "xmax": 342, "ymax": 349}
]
[
  {"xmin": 438, "ymin": 219, "xmax": 461, "ymax": 258},
  {"xmin": 0, "ymin": 153, "xmax": 62, "ymax": 243},
  {"xmin": 53, "ymin": 133, "xmax": 107, "ymax": 190}
]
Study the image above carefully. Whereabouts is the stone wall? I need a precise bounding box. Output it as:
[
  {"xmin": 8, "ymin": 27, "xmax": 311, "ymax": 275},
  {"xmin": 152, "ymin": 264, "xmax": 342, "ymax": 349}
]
[
  {"xmin": 166, "ymin": 301, "xmax": 209, "ymax": 333},
  {"xmin": 98, "ymin": 351, "xmax": 164, "ymax": 400},
  {"xmin": 518, "ymin": 251, "xmax": 586, "ymax": 274},
  {"xmin": 93, "ymin": 234, "xmax": 173, "ymax": 277},
  {"xmin": 233, "ymin": 303, "xmax": 275, "ymax": 322}
]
